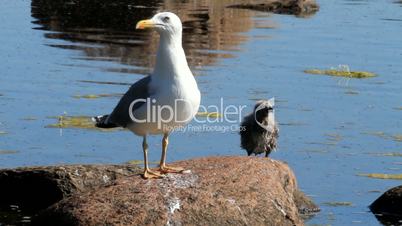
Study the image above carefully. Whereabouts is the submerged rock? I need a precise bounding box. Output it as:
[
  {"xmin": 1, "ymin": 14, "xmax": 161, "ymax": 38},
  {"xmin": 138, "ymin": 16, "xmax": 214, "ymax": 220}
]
[
  {"xmin": 370, "ymin": 185, "xmax": 402, "ymax": 225},
  {"xmin": 0, "ymin": 157, "xmax": 318, "ymax": 225},
  {"xmin": 227, "ymin": 0, "xmax": 319, "ymax": 17}
]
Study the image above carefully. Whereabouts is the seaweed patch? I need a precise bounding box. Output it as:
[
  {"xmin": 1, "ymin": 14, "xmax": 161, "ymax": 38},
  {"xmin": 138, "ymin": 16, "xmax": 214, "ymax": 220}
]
[
  {"xmin": 0, "ymin": 150, "xmax": 19, "ymax": 155},
  {"xmin": 196, "ymin": 111, "xmax": 223, "ymax": 118},
  {"xmin": 358, "ymin": 173, "xmax": 402, "ymax": 180},
  {"xmin": 304, "ymin": 65, "xmax": 376, "ymax": 78},
  {"xmin": 323, "ymin": 202, "xmax": 353, "ymax": 207},
  {"xmin": 46, "ymin": 115, "xmax": 121, "ymax": 131}
]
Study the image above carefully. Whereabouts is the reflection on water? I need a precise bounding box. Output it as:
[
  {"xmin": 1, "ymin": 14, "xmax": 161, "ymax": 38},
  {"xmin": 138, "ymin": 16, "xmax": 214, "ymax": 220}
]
[{"xmin": 31, "ymin": 0, "xmax": 264, "ymax": 73}]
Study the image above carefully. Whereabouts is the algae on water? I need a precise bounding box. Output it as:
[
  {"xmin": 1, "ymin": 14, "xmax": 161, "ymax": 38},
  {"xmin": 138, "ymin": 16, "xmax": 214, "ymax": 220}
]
[
  {"xmin": 323, "ymin": 202, "xmax": 353, "ymax": 207},
  {"xmin": 368, "ymin": 152, "xmax": 402, "ymax": 157},
  {"xmin": 392, "ymin": 134, "xmax": 402, "ymax": 142},
  {"xmin": 304, "ymin": 65, "xmax": 376, "ymax": 78},
  {"xmin": 196, "ymin": 111, "xmax": 223, "ymax": 118},
  {"xmin": 358, "ymin": 173, "xmax": 402, "ymax": 180},
  {"xmin": 46, "ymin": 115, "xmax": 121, "ymax": 131},
  {"xmin": 0, "ymin": 150, "xmax": 19, "ymax": 155},
  {"xmin": 363, "ymin": 131, "xmax": 402, "ymax": 142}
]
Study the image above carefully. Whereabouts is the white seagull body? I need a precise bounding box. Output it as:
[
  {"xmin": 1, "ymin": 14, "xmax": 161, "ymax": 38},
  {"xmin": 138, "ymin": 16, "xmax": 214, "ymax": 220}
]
[
  {"xmin": 127, "ymin": 39, "xmax": 200, "ymax": 135},
  {"xmin": 94, "ymin": 12, "xmax": 200, "ymax": 179}
]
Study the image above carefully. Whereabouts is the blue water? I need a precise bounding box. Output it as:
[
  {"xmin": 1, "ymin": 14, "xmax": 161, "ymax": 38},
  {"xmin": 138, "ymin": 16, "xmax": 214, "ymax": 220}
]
[{"xmin": 1, "ymin": 0, "xmax": 401, "ymax": 225}]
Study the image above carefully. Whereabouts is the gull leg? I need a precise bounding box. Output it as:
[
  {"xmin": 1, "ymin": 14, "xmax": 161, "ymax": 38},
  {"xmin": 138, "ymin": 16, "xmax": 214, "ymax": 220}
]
[
  {"xmin": 159, "ymin": 133, "xmax": 184, "ymax": 173},
  {"xmin": 142, "ymin": 136, "xmax": 163, "ymax": 179}
]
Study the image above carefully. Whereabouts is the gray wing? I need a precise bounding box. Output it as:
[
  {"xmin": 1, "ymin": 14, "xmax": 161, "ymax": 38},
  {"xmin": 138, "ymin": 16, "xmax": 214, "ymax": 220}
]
[{"xmin": 107, "ymin": 76, "xmax": 151, "ymax": 128}]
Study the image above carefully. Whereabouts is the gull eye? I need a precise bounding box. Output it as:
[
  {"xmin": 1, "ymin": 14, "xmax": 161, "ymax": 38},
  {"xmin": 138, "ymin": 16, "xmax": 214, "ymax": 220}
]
[{"xmin": 162, "ymin": 16, "xmax": 170, "ymax": 22}]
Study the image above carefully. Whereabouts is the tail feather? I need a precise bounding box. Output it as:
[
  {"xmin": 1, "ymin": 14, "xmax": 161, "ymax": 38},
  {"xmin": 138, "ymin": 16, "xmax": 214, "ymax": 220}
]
[{"xmin": 93, "ymin": 115, "xmax": 118, "ymax": 128}]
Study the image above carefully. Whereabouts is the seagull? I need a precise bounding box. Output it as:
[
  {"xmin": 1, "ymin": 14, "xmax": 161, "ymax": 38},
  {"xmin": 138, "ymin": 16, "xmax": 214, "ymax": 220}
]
[
  {"xmin": 94, "ymin": 12, "xmax": 201, "ymax": 179},
  {"xmin": 239, "ymin": 98, "xmax": 278, "ymax": 157}
]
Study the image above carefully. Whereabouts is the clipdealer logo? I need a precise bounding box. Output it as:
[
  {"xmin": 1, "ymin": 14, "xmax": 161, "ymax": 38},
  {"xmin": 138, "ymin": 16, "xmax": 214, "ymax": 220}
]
[{"xmin": 128, "ymin": 98, "xmax": 248, "ymax": 132}]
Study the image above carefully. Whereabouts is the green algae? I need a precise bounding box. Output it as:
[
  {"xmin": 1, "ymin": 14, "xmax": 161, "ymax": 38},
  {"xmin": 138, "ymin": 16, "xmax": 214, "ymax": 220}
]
[
  {"xmin": 323, "ymin": 202, "xmax": 353, "ymax": 207},
  {"xmin": 196, "ymin": 111, "xmax": 222, "ymax": 118},
  {"xmin": 304, "ymin": 66, "xmax": 376, "ymax": 78},
  {"xmin": 46, "ymin": 115, "xmax": 121, "ymax": 131},
  {"xmin": 0, "ymin": 150, "xmax": 19, "ymax": 155},
  {"xmin": 363, "ymin": 131, "xmax": 402, "ymax": 142},
  {"xmin": 368, "ymin": 152, "xmax": 402, "ymax": 157},
  {"xmin": 362, "ymin": 131, "xmax": 388, "ymax": 138},
  {"xmin": 367, "ymin": 132, "xmax": 385, "ymax": 136},
  {"xmin": 393, "ymin": 107, "xmax": 402, "ymax": 111},
  {"xmin": 73, "ymin": 94, "xmax": 99, "ymax": 99},
  {"xmin": 392, "ymin": 134, "xmax": 402, "ymax": 142},
  {"xmin": 47, "ymin": 115, "xmax": 95, "ymax": 129},
  {"xmin": 358, "ymin": 173, "xmax": 402, "ymax": 180}
]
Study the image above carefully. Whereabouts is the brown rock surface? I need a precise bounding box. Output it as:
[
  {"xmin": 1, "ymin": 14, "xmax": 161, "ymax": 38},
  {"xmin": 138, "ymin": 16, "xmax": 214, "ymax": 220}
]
[
  {"xmin": 31, "ymin": 157, "xmax": 318, "ymax": 226},
  {"xmin": 228, "ymin": 0, "xmax": 319, "ymax": 16}
]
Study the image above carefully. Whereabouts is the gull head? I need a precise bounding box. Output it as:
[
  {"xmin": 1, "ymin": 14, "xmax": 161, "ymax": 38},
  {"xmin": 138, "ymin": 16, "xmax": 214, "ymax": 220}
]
[{"xmin": 136, "ymin": 12, "xmax": 182, "ymax": 36}]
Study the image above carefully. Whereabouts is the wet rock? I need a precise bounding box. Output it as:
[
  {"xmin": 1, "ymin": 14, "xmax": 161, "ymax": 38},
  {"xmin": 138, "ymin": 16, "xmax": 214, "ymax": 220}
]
[
  {"xmin": 370, "ymin": 185, "xmax": 402, "ymax": 225},
  {"xmin": 294, "ymin": 190, "xmax": 320, "ymax": 219},
  {"xmin": 29, "ymin": 157, "xmax": 317, "ymax": 226},
  {"xmin": 228, "ymin": 0, "xmax": 319, "ymax": 17}
]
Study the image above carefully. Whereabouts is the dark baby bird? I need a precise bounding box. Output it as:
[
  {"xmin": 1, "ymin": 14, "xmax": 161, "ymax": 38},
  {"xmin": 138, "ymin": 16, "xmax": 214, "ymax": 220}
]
[{"xmin": 240, "ymin": 98, "xmax": 279, "ymax": 157}]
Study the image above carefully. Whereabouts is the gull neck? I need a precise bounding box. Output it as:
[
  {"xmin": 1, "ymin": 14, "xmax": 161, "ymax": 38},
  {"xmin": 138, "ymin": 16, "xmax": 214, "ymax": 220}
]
[{"xmin": 152, "ymin": 32, "xmax": 191, "ymax": 79}]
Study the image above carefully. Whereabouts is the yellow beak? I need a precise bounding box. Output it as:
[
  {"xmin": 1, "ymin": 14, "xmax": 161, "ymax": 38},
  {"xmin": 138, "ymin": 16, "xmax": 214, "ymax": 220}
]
[{"xmin": 136, "ymin": 19, "xmax": 155, "ymax": 29}]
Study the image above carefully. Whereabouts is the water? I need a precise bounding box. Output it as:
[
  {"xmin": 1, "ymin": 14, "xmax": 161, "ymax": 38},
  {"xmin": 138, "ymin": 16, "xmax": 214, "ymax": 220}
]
[{"xmin": 1, "ymin": 0, "xmax": 401, "ymax": 225}]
